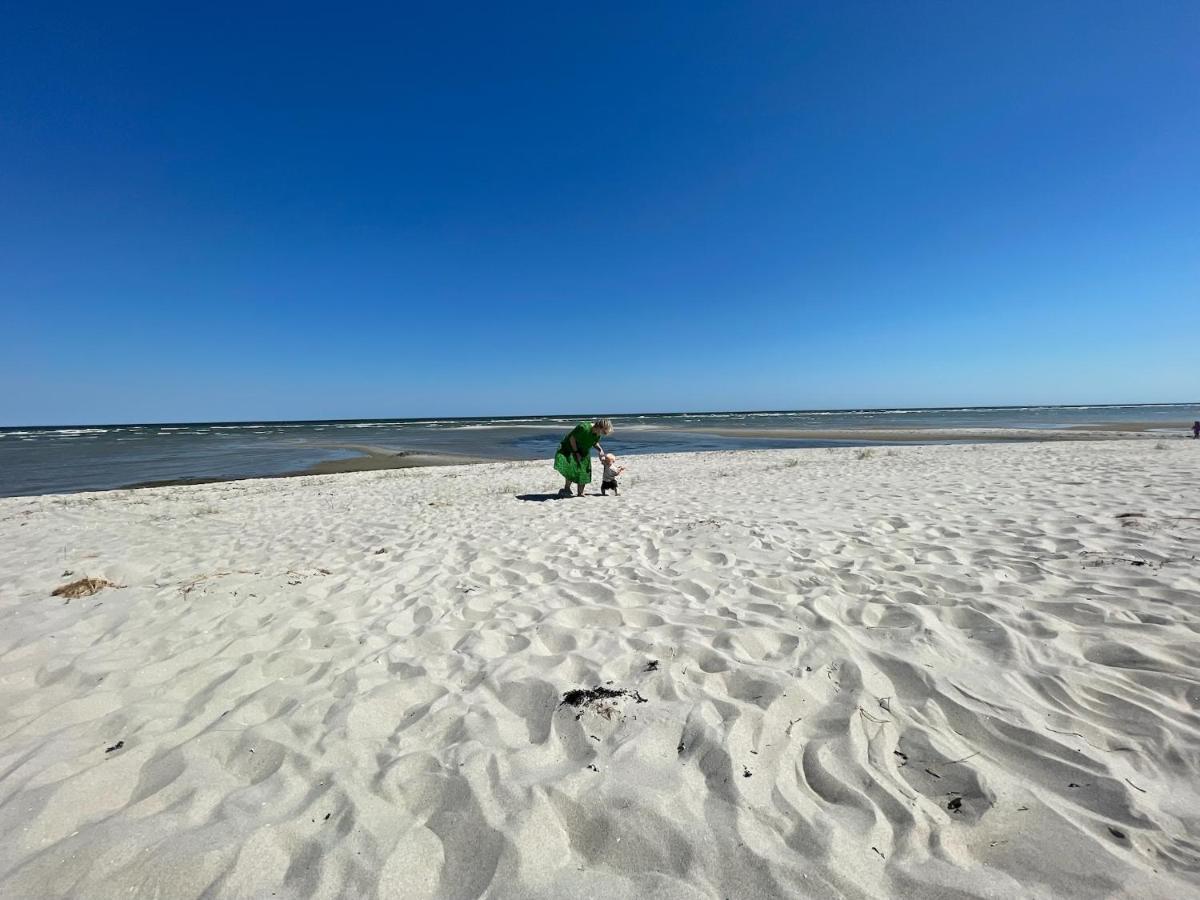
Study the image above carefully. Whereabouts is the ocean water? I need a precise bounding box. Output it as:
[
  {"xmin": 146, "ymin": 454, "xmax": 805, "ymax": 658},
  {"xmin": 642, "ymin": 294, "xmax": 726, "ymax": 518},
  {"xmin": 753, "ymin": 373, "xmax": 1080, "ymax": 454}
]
[{"xmin": 0, "ymin": 404, "xmax": 1194, "ymax": 498}]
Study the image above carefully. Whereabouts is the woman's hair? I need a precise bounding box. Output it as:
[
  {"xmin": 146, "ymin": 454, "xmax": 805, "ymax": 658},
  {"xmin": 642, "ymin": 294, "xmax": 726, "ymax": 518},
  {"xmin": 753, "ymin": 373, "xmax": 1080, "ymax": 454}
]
[{"xmin": 594, "ymin": 418, "xmax": 613, "ymax": 434}]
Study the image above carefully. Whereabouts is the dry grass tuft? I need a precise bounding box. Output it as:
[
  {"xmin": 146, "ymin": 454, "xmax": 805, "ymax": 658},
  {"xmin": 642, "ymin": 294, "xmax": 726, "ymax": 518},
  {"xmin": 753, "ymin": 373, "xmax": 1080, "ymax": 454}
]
[
  {"xmin": 856, "ymin": 448, "xmax": 876, "ymax": 460},
  {"xmin": 51, "ymin": 577, "xmax": 116, "ymax": 599},
  {"xmin": 767, "ymin": 457, "xmax": 801, "ymax": 472}
]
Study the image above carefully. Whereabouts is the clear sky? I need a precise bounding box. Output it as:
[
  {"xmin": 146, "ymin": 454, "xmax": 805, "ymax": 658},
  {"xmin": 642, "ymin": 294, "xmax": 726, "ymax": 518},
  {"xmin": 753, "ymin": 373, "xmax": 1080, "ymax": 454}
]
[{"xmin": 2, "ymin": 2, "xmax": 1197, "ymax": 425}]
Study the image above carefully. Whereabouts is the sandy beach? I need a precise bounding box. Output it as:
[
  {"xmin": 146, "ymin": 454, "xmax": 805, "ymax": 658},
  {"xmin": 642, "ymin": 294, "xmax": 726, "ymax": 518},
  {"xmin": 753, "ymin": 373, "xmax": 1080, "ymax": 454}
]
[{"xmin": 1, "ymin": 440, "xmax": 1199, "ymax": 898}]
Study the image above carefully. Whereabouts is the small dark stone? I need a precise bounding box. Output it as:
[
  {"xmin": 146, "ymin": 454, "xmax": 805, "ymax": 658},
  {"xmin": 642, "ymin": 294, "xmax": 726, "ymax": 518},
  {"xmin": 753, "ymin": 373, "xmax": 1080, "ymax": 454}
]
[
  {"xmin": 1108, "ymin": 827, "xmax": 1126, "ymax": 840},
  {"xmin": 645, "ymin": 660, "xmax": 659, "ymax": 672},
  {"xmin": 947, "ymin": 797, "xmax": 963, "ymax": 812},
  {"xmin": 105, "ymin": 740, "xmax": 124, "ymax": 753},
  {"xmin": 742, "ymin": 767, "xmax": 752, "ymax": 778},
  {"xmin": 324, "ymin": 813, "xmax": 331, "ymax": 821}
]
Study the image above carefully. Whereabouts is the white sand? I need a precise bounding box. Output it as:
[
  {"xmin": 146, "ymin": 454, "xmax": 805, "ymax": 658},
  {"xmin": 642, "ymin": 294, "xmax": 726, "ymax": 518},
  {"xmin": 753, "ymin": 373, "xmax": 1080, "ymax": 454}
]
[{"xmin": 1, "ymin": 440, "xmax": 1199, "ymax": 899}]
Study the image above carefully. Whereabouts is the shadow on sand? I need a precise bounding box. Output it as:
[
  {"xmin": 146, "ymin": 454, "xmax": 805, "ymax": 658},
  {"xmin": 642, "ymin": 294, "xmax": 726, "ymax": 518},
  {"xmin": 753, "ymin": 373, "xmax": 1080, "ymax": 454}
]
[{"xmin": 517, "ymin": 492, "xmax": 613, "ymax": 502}]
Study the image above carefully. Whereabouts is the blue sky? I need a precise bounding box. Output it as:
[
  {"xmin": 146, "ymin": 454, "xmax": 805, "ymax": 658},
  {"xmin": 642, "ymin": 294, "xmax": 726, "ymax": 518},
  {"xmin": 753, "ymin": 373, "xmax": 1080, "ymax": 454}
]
[{"xmin": 2, "ymin": 2, "xmax": 1197, "ymax": 424}]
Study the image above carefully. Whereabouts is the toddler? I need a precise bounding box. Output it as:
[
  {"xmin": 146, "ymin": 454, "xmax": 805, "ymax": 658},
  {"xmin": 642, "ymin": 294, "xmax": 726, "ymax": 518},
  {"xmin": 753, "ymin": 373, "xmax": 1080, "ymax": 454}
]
[{"xmin": 600, "ymin": 452, "xmax": 625, "ymax": 495}]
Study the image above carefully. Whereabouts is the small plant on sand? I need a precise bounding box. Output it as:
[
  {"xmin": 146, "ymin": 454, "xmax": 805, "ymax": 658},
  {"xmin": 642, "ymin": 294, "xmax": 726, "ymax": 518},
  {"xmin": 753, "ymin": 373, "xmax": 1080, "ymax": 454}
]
[
  {"xmin": 856, "ymin": 448, "xmax": 876, "ymax": 460},
  {"xmin": 1154, "ymin": 441, "xmax": 1169, "ymax": 450}
]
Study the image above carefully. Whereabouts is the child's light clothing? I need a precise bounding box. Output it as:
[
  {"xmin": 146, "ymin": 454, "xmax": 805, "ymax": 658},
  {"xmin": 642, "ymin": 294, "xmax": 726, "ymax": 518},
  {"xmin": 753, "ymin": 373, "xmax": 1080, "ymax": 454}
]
[{"xmin": 601, "ymin": 458, "xmax": 622, "ymax": 495}]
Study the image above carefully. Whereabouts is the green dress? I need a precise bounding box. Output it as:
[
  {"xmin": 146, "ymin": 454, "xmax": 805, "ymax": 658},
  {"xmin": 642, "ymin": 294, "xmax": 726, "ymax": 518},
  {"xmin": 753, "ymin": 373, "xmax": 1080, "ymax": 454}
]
[{"xmin": 554, "ymin": 422, "xmax": 600, "ymax": 485}]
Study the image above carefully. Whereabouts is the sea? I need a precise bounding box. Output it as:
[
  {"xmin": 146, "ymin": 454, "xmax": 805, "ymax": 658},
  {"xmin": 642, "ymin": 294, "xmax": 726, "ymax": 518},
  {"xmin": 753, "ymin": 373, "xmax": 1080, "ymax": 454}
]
[{"xmin": 0, "ymin": 404, "xmax": 1194, "ymax": 498}]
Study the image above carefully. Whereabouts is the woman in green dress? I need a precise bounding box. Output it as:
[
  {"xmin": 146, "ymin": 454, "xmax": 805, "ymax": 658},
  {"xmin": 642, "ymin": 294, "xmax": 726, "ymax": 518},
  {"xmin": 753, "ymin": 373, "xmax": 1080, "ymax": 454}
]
[{"xmin": 554, "ymin": 418, "xmax": 613, "ymax": 496}]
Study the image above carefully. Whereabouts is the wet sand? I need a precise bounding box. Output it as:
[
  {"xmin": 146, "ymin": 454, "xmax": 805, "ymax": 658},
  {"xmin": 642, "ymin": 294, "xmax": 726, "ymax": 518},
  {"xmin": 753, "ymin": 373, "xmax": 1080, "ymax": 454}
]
[
  {"xmin": 123, "ymin": 448, "xmax": 492, "ymax": 490},
  {"xmin": 303, "ymin": 447, "xmax": 493, "ymax": 474}
]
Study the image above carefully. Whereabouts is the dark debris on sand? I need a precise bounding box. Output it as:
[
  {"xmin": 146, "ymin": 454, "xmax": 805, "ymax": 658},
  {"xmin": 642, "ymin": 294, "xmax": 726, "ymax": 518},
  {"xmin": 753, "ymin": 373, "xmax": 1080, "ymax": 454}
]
[
  {"xmin": 560, "ymin": 687, "xmax": 648, "ymax": 720},
  {"xmin": 561, "ymin": 686, "xmax": 647, "ymax": 707}
]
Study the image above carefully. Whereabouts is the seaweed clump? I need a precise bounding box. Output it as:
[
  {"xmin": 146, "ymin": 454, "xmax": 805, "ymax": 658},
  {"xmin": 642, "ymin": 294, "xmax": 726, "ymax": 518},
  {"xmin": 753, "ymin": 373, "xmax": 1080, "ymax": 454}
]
[
  {"xmin": 560, "ymin": 686, "xmax": 647, "ymax": 720},
  {"xmin": 52, "ymin": 577, "xmax": 116, "ymax": 600}
]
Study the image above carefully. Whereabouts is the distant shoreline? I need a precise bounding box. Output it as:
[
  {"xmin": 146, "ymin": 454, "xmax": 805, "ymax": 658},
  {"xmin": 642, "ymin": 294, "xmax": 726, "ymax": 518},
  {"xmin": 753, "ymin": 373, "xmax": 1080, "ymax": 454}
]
[{"xmin": 674, "ymin": 423, "xmax": 1178, "ymax": 442}]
